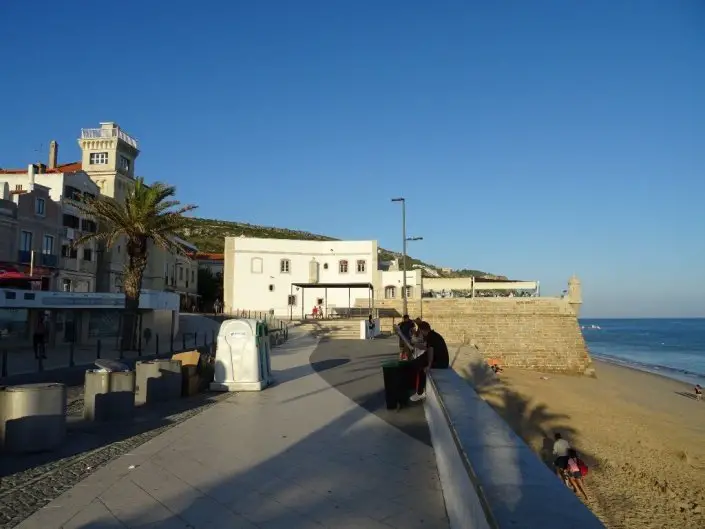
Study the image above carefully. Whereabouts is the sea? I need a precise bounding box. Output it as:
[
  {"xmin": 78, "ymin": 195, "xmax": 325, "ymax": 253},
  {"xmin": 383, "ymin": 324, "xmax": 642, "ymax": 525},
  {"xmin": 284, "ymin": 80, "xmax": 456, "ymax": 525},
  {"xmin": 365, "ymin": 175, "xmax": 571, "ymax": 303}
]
[{"xmin": 581, "ymin": 318, "xmax": 705, "ymax": 386}]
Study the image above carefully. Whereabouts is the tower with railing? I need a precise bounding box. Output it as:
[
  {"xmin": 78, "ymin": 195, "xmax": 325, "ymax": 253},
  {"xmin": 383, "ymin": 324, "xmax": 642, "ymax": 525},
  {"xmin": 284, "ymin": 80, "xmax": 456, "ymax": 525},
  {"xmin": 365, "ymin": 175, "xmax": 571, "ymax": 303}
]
[{"xmin": 78, "ymin": 122, "xmax": 141, "ymax": 292}]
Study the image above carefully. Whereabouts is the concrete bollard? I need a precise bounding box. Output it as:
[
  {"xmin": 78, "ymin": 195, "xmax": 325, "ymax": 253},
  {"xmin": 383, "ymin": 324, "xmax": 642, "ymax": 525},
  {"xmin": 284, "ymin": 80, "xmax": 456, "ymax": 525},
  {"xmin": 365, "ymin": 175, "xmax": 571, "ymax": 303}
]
[
  {"xmin": 83, "ymin": 370, "xmax": 136, "ymax": 421},
  {"xmin": 0, "ymin": 383, "xmax": 66, "ymax": 453},
  {"xmin": 135, "ymin": 359, "xmax": 182, "ymax": 406}
]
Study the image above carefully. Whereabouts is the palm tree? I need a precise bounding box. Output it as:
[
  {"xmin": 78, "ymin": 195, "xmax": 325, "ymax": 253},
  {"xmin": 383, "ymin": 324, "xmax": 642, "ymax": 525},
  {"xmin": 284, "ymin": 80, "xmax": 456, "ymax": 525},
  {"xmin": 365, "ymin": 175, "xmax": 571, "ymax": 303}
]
[{"xmin": 75, "ymin": 177, "xmax": 197, "ymax": 349}]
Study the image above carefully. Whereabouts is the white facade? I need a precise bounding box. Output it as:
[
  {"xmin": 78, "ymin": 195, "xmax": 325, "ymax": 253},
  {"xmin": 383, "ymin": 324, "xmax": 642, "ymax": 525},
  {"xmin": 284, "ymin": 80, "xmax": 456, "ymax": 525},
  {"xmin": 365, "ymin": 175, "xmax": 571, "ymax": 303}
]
[
  {"xmin": 223, "ymin": 237, "xmax": 380, "ymax": 317},
  {"xmin": 381, "ymin": 270, "xmax": 422, "ymax": 300}
]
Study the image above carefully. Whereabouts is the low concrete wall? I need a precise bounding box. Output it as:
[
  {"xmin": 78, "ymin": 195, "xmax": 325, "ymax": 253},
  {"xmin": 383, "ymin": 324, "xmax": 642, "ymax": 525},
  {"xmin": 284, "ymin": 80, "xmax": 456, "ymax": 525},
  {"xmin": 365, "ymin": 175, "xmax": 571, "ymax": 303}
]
[
  {"xmin": 424, "ymin": 376, "xmax": 492, "ymax": 529},
  {"xmin": 427, "ymin": 369, "xmax": 604, "ymax": 529}
]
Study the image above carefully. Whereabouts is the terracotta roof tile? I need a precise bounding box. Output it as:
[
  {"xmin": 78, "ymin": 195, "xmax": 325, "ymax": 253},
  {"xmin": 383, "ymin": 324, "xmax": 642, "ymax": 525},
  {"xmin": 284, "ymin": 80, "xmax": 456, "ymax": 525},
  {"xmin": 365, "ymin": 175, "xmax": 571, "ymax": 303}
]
[
  {"xmin": 0, "ymin": 161, "xmax": 82, "ymax": 174},
  {"xmin": 195, "ymin": 253, "xmax": 224, "ymax": 261}
]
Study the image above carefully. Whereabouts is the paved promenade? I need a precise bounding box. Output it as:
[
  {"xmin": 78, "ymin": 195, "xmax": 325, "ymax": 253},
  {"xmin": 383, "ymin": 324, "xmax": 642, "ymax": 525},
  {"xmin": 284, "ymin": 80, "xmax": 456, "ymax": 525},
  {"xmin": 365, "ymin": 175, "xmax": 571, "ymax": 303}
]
[{"xmin": 17, "ymin": 331, "xmax": 448, "ymax": 529}]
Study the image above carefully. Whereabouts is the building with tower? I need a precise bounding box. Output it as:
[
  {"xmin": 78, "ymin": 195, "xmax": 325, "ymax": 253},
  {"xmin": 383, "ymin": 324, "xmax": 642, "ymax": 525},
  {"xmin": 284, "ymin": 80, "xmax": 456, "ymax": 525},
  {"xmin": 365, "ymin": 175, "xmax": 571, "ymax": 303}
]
[{"xmin": 0, "ymin": 122, "xmax": 196, "ymax": 346}]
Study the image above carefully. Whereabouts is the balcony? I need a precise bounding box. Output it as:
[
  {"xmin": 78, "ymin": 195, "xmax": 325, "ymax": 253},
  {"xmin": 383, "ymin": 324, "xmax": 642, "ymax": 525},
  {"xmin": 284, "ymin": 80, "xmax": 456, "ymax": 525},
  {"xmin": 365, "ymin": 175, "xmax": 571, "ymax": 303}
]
[
  {"xmin": 16, "ymin": 251, "xmax": 58, "ymax": 267},
  {"xmin": 81, "ymin": 126, "xmax": 138, "ymax": 149},
  {"xmin": 61, "ymin": 257, "xmax": 97, "ymax": 274},
  {"xmin": 41, "ymin": 254, "xmax": 58, "ymax": 268}
]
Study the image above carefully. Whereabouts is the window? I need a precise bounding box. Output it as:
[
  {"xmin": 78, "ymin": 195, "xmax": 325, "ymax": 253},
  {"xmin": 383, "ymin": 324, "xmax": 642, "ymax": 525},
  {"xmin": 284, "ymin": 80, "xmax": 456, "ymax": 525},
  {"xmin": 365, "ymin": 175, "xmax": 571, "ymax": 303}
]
[
  {"xmin": 81, "ymin": 219, "xmax": 97, "ymax": 233},
  {"xmin": 83, "ymin": 248, "xmax": 93, "ymax": 261},
  {"xmin": 323, "ymin": 263, "xmax": 329, "ymax": 270},
  {"xmin": 64, "ymin": 186, "xmax": 81, "ymax": 201},
  {"xmin": 269, "ymin": 284, "xmax": 275, "ymax": 292},
  {"xmin": 61, "ymin": 244, "xmax": 78, "ymax": 259},
  {"xmin": 90, "ymin": 152, "xmax": 108, "ymax": 165},
  {"xmin": 35, "ymin": 198, "xmax": 45, "ymax": 216},
  {"xmin": 63, "ymin": 214, "xmax": 80, "ymax": 229},
  {"xmin": 287, "ymin": 295, "xmax": 297, "ymax": 306},
  {"xmin": 356, "ymin": 260, "xmax": 366, "ymax": 273},
  {"xmin": 62, "ymin": 278, "xmax": 72, "ymax": 292},
  {"xmin": 164, "ymin": 262, "xmax": 169, "ymax": 282},
  {"xmin": 179, "ymin": 267, "xmax": 184, "ymax": 280},
  {"xmin": 385, "ymin": 286, "xmax": 396, "ymax": 299},
  {"xmin": 280, "ymin": 259, "xmax": 291, "ymax": 273},
  {"xmin": 20, "ymin": 231, "xmax": 32, "ymax": 252},
  {"xmin": 405, "ymin": 286, "xmax": 413, "ymax": 299},
  {"xmin": 251, "ymin": 257, "xmax": 263, "ymax": 274},
  {"xmin": 119, "ymin": 155, "xmax": 130, "ymax": 172},
  {"xmin": 43, "ymin": 235, "xmax": 54, "ymax": 255},
  {"xmin": 191, "ymin": 270, "xmax": 195, "ymax": 282},
  {"xmin": 14, "ymin": 184, "xmax": 23, "ymax": 192},
  {"xmin": 339, "ymin": 260, "xmax": 349, "ymax": 273}
]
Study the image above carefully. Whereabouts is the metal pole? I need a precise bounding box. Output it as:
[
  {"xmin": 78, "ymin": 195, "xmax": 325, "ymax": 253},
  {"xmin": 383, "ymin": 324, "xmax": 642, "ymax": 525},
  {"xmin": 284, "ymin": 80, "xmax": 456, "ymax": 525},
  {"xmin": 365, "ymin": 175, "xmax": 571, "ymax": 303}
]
[{"xmin": 402, "ymin": 199, "xmax": 408, "ymax": 316}]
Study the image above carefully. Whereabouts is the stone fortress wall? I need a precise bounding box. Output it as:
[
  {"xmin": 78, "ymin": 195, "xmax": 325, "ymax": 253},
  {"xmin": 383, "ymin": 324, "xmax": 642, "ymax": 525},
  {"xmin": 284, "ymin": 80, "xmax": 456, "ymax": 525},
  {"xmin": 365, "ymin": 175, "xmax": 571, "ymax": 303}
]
[{"xmin": 356, "ymin": 276, "xmax": 593, "ymax": 375}]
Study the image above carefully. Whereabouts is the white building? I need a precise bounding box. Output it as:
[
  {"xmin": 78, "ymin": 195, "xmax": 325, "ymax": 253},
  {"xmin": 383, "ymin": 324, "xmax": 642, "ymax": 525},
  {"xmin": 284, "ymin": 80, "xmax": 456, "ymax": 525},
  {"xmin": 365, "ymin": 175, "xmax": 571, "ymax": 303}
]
[{"xmin": 223, "ymin": 237, "xmax": 422, "ymax": 318}]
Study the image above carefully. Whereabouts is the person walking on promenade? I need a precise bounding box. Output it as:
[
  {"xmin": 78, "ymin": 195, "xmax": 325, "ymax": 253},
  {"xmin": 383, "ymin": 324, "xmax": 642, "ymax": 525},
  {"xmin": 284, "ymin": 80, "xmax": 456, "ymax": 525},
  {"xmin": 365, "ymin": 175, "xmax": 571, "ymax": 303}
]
[{"xmin": 409, "ymin": 321, "xmax": 449, "ymax": 402}]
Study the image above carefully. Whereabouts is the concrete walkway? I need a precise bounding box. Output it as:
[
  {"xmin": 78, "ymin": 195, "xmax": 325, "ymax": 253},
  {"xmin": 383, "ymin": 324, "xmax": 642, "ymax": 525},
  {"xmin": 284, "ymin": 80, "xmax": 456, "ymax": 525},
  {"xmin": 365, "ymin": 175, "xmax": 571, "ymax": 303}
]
[{"xmin": 17, "ymin": 331, "xmax": 448, "ymax": 529}]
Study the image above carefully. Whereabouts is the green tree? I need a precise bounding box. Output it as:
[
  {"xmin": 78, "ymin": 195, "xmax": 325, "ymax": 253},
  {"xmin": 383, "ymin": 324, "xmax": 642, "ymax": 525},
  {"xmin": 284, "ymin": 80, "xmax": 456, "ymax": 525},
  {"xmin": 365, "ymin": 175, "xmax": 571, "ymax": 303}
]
[{"xmin": 76, "ymin": 178, "xmax": 197, "ymax": 349}]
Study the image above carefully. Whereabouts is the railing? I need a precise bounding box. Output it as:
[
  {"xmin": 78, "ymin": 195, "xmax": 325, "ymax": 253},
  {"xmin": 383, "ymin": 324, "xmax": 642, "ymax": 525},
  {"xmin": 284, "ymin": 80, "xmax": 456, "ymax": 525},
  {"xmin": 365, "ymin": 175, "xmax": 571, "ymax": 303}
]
[
  {"xmin": 61, "ymin": 257, "xmax": 96, "ymax": 273},
  {"xmin": 81, "ymin": 127, "xmax": 139, "ymax": 149},
  {"xmin": 40, "ymin": 254, "xmax": 58, "ymax": 268}
]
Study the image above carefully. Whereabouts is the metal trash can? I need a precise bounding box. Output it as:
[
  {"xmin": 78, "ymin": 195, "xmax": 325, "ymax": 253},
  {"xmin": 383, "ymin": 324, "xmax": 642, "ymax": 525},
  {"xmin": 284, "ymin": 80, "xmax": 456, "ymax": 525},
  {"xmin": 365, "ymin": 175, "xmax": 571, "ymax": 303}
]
[
  {"xmin": 83, "ymin": 366, "xmax": 135, "ymax": 422},
  {"xmin": 0, "ymin": 383, "xmax": 67, "ymax": 453},
  {"xmin": 135, "ymin": 359, "xmax": 182, "ymax": 405},
  {"xmin": 382, "ymin": 360, "xmax": 414, "ymax": 410}
]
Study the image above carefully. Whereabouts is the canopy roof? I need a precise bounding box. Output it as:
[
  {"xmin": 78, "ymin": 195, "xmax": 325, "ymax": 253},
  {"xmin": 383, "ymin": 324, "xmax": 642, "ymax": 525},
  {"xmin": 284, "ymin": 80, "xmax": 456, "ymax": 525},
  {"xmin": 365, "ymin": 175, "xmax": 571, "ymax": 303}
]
[{"xmin": 292, "ymin": 282, "xmax": 373, "ymax": 289}]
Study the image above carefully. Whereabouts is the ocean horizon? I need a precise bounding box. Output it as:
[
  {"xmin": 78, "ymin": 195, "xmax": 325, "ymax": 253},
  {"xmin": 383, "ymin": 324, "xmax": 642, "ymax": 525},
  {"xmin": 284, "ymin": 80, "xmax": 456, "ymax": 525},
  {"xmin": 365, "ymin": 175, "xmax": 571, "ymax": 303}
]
[{"xmin": 581, "ymin": 317, "xmax": 705, "ymax": 386}]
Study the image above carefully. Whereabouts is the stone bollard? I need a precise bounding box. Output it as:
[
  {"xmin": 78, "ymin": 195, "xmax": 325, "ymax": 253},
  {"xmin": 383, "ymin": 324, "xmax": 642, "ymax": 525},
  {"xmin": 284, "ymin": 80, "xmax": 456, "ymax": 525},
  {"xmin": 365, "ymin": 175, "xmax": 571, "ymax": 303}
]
[
  {"xmin": 0, "ymin": 383, "xmax": 66, "ymax": 453},
  {"xmin": 83, "ymin": 370, "xmax": 136, "ymax": 421},
  {"xmin": 135, "ymin": 359, "xmax": 182, "ymax": 406}
]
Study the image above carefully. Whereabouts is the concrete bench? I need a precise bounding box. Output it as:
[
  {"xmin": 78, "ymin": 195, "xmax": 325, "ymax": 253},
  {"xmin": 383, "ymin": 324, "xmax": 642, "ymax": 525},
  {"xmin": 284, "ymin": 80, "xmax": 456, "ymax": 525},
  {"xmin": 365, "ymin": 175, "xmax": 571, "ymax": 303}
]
[{"xmin": 425, "ymin": 369, "xmax": 604, "ymax": 529}]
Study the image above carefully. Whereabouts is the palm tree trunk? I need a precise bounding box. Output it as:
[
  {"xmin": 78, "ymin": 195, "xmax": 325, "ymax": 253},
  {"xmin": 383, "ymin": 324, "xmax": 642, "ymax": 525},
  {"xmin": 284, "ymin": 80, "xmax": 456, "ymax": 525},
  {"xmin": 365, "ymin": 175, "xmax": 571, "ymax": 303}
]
[{"xmin": 122, "ymin": 238, "xmax": 148, "ymax": 351}]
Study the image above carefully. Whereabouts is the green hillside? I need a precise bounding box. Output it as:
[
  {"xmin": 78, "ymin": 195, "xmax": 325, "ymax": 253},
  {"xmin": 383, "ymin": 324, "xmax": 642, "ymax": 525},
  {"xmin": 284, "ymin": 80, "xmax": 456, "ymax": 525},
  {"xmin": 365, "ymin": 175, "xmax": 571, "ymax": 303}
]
[{"xmin": 179, "ymin": 217, "xmax": 494, "ymax": 278}]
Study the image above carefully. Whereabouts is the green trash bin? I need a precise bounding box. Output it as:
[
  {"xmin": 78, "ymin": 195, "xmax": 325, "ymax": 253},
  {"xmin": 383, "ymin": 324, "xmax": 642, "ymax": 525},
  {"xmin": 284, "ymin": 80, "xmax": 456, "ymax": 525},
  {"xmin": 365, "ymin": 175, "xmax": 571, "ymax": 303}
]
[{"xmin": 382, "ymin": 360, "xmax": 414, "ymax": 410}]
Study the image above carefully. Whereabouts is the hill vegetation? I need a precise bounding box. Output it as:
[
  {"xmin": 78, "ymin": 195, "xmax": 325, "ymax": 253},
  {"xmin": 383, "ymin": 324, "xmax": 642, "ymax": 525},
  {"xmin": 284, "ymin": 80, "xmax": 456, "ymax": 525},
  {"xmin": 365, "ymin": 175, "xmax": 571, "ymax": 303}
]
[{"xmin": 179, "ymin": 217, "xmax": 498, "ymax": 278}]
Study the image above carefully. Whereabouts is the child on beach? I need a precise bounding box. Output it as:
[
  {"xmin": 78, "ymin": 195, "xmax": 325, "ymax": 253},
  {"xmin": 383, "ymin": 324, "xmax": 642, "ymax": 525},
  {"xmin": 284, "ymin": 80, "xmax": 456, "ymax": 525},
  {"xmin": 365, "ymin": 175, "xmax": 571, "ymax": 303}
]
[
  {"xmin": 566, "ymin": 449, "xmax": 589, "ymax": 501},
  {"xmin": 695, "ymin": 384, "xmax": 702, "ymax": 401}
]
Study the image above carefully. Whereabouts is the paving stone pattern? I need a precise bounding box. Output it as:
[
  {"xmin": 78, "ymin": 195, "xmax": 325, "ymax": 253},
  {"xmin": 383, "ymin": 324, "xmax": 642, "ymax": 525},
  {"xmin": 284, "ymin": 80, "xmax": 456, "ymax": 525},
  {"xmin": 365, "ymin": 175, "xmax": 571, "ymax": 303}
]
[
  {"xmin": 0, "ymin": 390, "xmax": 231, "ymax": 529},
  {"xmin": 15, "ymin": 333, "xmax": 449, "ymax": 529}
]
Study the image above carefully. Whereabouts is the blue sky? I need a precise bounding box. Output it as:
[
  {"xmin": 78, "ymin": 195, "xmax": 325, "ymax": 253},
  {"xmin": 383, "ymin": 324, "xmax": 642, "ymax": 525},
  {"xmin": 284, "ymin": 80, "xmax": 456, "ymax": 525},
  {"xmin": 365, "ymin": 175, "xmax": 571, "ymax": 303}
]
[{"xmin": 1, "ymin": 1, "xmax": 704, "ymax": 317}]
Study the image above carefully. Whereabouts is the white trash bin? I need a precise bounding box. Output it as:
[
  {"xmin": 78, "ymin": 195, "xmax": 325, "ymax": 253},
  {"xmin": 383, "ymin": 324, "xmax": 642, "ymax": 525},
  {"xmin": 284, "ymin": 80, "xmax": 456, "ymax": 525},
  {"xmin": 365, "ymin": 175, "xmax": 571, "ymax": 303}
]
[{"xmin": 211, "ymin": 319, "xmax": 272, "ymax": 392}]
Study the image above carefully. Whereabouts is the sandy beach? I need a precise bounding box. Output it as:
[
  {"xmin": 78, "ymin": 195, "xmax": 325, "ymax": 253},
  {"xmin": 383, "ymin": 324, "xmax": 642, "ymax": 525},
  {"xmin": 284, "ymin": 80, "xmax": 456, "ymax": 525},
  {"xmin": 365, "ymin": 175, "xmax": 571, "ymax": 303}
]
[{"xmin": 458, "ymin": 358, "xmax": 705, "ymax": 529}]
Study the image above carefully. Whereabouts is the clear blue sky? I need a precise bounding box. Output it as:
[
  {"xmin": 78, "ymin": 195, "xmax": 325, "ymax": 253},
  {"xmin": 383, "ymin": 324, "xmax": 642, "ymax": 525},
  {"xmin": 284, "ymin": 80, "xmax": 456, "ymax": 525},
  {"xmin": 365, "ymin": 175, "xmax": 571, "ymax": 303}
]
[{"xmin": 1, "ymin": 1, "xmax": 704, "ymax": 318}]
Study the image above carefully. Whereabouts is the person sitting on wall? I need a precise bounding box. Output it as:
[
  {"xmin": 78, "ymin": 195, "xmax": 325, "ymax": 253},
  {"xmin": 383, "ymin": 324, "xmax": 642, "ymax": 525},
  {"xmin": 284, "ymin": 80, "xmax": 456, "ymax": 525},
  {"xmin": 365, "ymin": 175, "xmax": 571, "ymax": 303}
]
[
  {"xmin": 410, "ymin": 317, "xmax": 423, "ymax": 346},
  {"xmin": 409, "ymin": 321, "xmax": 450, "ymax": 402},
  {"xmin": 396, "ymin": 314, "xmax": 415, "ymax": 360}
]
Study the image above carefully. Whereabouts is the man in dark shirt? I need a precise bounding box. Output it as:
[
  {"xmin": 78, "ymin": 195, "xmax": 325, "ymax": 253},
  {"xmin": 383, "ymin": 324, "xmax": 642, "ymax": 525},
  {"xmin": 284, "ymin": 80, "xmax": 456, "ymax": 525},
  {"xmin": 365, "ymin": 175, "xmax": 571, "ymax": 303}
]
[
  {"xmin": 410, "ymin": 321, "xmax": 449, "ymax": 401},
  {"xmin": 397, "ymin": 314, "xmax": 415, "ymax": 359}
]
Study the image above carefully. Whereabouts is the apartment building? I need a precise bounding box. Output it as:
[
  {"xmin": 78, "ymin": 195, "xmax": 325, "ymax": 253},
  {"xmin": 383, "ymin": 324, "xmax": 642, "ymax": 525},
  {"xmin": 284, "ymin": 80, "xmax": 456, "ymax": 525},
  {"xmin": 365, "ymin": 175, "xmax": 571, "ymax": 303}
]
[
  {"xmin": 0, "ymin": 145, "xmax": 100, "ymax": 292},
  {"xmin": 0, "ymin": 175, "xmax": 62, "ymax": 289},
  {"xmin": 0, "ymin": 189, "xmax": 18, "ymax": 265}
]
